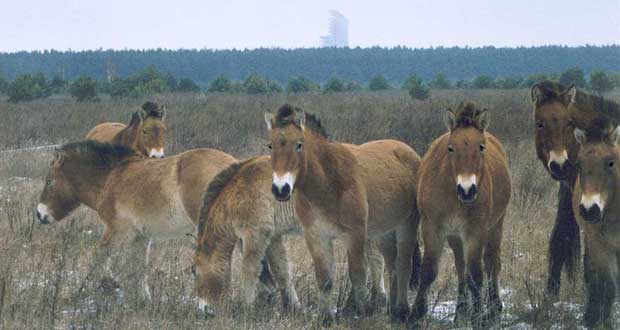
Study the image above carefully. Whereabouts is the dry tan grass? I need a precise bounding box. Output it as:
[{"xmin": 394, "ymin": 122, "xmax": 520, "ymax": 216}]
[{"xmin": 0, "ymin": 89, "xmax": 619, "ymax": 329}]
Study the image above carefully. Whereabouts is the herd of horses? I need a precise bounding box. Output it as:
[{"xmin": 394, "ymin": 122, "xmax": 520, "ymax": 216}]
[{"xmin": 30, "ymin": 84, "xmax": 620, "ymax": 328}]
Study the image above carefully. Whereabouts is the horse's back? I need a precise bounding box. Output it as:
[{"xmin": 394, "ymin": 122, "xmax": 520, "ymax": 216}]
[
  {"xmin": 86, "ymin": 122, "xmax": 126, "ymax": 142},
  {"xmin": 176, "ymin": 148, "xmax": 238, "ymax": 223}
]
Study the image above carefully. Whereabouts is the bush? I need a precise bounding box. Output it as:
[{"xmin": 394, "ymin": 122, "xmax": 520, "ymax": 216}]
[
  {"xmin": 106, "ymin": 66, "xmax": 171, "ymax": 98},
  {"xmin": 176, "ymin": 78, "xmax": 201, "ymax": 92},
  {"xmin": 69, "ymin": 76, "xmax": 98, "ymax": 102},
  {"xmin": 368, "ymin": 74, "xmax": 390, "ymax": 91},
  {"xmin": 323, "ymin": 77, "xmax": 346, "ymax": 93},
  {"xmin": 208, "ymin": 75, "xmax": 232, "ymax": 92},
  {"xmin": 243, "ymin": 73, "xmax": 269, "ymax": 94},
  {"xmin": 286, "ymin": 76, "xmax": 319, "ymax": 93},
  {"xmin": 49, "ymin": 75, "xmax": 67, "ymax": 94},
  {"xmin": 495, "ymin": 76, "xmax": 523, "ymax": 89},
  {"xmin": 472, "ymin": 75, "xmax": 495, "ymax": 89},
  {"xmin": 454, "ymin": 79, "xmax": 471, "ymax": 89},
  {"xmin": 559, "ymin": 67, "xmax": 587, "ymax": 88},
  {"xmin": 404, "ymin": 75, "xmax": 430, "ymax": 100},
  {"xmin": 429, "ymin": 73, "xmax": 452, "ymax": 89},
  {"xmin": 7, "ymin": 73, "xmax": 51, "ymax": 102},
  {"xmin": 590, "ymin": 70, "xmax": 614, "ymax": 93},
  {"xmin": 345, "ymin": 80, "xmax": 362, "ymax": 92},
  {"xmin": 0, "ymin": 75, "xmax": 8, "ymax": 94}
]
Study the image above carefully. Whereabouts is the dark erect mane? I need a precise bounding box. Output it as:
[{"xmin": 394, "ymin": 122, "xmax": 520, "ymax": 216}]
[
  {"xmin": 274, "ymin": 104, "xmax": 329, "ymax": 138},
  {"xmin": 453, "ymin": 101, "xmax": 486, "ymax": 130},
  {"xmin": 533, "ymin": 80, "xmax": 569, "ymax": 106},
  {"xmin": 572, "ymin": 91, "xmax": 620, "ymax": 124},
  {"xmin": 141, "ymin": 101, "xmax": 165, "ymax": 119},
  {"xmin": 61, "ymin": 140, "xmax": 141, "ymax": 168}
]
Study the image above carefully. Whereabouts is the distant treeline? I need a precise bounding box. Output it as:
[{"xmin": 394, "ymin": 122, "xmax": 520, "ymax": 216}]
[
  {"xmin": 1, "ymin": 46, "xmax": 619, "ymax": 86},
  {"xmin": 1, "ymin": 65, "xmax": 619, "ymax": 103}
]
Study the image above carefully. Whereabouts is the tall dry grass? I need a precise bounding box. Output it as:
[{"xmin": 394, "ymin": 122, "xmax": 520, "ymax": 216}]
[{"xmin": 0, "ymin": 89, "xmax": 619, "ymax": 329}]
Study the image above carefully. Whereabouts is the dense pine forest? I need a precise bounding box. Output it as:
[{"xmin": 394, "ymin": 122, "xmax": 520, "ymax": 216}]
[{"xmin": 1, "ymin": 46, "xmax": 619, "ymax": 85}]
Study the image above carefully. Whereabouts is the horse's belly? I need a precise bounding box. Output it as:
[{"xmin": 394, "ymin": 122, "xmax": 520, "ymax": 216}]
[{"xmin": 120, "ymin": 198, "xmax": 195, "ymax": 241}]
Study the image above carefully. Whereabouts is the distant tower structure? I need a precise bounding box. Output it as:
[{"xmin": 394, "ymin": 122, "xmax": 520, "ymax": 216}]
[{"xmin": 320, "ymin": 10, "xmax": 349, "ymax": 48}]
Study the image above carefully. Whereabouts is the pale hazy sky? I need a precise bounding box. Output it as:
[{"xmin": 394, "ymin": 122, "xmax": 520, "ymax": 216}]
[{"xmin": 2, "ymin": 0, "xmax": 619, "ymax": 52}]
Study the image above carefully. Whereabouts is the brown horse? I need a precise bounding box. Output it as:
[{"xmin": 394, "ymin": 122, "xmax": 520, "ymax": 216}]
[
  {"xmin": 264, "ymin": 105, "xmax": 421, "ymax": 323},
  {"xmin": 531, "ymin": 80, "xmax": 583, "ymax": 297},
  {"xmin": 86, "ymin": 101, "xmax": 166, "ymax": 158},
  {"xmin": 194, "ymin": 156, "xmax": 302, "ymax": 315},
  {"xmin": 36, "ymin": 141, "xmax": 236, "ymax": 300},
  {"xmin": 409, "ymin": 102, "xmax": 511, "ymax": 328},
  {"xmin": 572, "ymin": 121, "xmax": 620, "ymax": 329}
]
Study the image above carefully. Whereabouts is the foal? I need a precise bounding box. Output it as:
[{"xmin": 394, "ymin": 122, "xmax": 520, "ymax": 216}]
[
  {"xmin": 265, "ymin": 105, "xmax": 421, "ymax": 323},
  {"xmin": 409, "ymin": 102, "xmax": 511, "ymax": 328},
  {"xmin": 86, "ymin": 101, "xmax": 166, "ymax": 158}
]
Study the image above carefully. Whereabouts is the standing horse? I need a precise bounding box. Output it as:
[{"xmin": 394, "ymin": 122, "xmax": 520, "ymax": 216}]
[
  {"xmin": 36, "ymin": 141, "xmax": 237, "ymax": 300},
  {"xmin": 572, "ymin": 121, "xmax": 620, "ymax": 329},
  {"xmin": 86, "ymin": 101, "xmax": 166, "ymax": 158},
  {"xmin": 409, "ymin": 102, "xmax": 511, "ymax": 328},
  {"xmin": 264, "ymin": 104, "xmax": 421, "ymax": 323},
  {"xmin": 194, "ymin": 156, "xmax": 302, "ymax": 315}
]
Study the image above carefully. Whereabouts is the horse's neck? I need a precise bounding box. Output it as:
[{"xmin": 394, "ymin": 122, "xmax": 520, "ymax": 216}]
[
  {"xmin": 67, "ymin": 164, "xmax": 112, "ymax": 210},
  {"xmin": 298, "ymin": 139, "xmax": 355, "ymax": 204},
  {"xmin": 115, "ymin": 124, "xmax": 141, "ymax": 150}
]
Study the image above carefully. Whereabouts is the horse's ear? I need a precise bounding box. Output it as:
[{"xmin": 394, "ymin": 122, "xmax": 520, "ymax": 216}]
[
  {"xmin": 574, "ymin": 128, "xmax": 587, "ymax": 145},
  {"xmin": 443, "ymin": 109, "xmax": 456, "ymax": 131},
  {"xmin": 295, "ymin": 110, "xmax": 306, "ymax": 129},
  {"xmin": 129, "ymin": 110, "xmax": 143, "ymax": 128},
  {"xmin": 264, "ymin": 112, "xmax": 274, "ymax": 131},
  {"xmin": 611, "ymin": 126, "xmax": 620, "ymax": 145},
  {"xmin": 563, "ymin": 84, "xmax": 577, "ymax": 105},
  {"xmin": 51, "ymin": 148, "xmax": 64, "ymax": 168},
  {"xmin": 530, "ymin": 83, "xmax": 543, "ymax": 104},
  {"xmin": 477, "ymin": 109, "xmax": 490, "ymax": 131}
]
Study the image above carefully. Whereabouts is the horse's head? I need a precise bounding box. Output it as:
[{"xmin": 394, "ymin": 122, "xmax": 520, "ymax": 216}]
[
  {"xmin": 37, "ymin": 148, "xmax": 80, "ymax": 224},
  {"xmin": 264, "ymin": 104, "xmax": 309, "ymax": 201},
  {"xmin": 444, "ymin": 102, "xmax": 490, "ymax": 205},
  {"xmin": 574, "ymin": 123, "xmax": 620, "ymax": 224},
  {"xmin": 136, "ymin": 101, "xmax": 166, "ymax": 158},
  {"xmin": 531, "ymin": 81, "xmax": 578, "ymax": 180}
]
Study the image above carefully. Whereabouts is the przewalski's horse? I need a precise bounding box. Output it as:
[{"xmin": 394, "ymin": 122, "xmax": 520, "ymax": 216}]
[
  {"xmin": 36, "ymin": 141, "xmax": 236, "ymax": 300},
  {"xmin": 409, "ymin": 102, "xmax": 511, "ymax": 328},
  {"xmin": 86, "ymin": 101, "xmax": 166, "ymax": 158},
  {"xmin": 531, "ymin": 81, "xmax": 582, "ymax": 297},
  {"xmin": 194, "ymin": 156, "xmax": 302, "ymax": 315},
  {"xmin": 264, "ymin": 105, "xmax": 421, "ymax": 323},
  {"xmin": 572, "ymin": 122, "xmax": 620, "ymax": 329}
]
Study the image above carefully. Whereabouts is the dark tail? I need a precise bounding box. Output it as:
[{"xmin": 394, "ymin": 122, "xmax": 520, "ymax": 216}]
[{"xmin": 547, "ymin": 183, "xmax": 581, "ymax": 295}]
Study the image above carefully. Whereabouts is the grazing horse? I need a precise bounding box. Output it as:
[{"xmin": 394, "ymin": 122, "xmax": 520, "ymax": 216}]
[
  {"xmin": 264, "ymin": 104, "xmax": 421, "ymax": 323},
  {"xmin": 86, "ymin": 101, "xmax": 166, "ymax": 158},
  {"xmin": 572, "ymin": 122, "xmax": 620, "ymax": 329},
  {"xmin": 409, "ymin": 102, "xmax": 511, "ymax": 328},
  {"xmin": 36, "ymin": 141, "xmax": 236, "ymax": 300},
  {"xmin": 194, "ymin": 156, "xmax": 302, "ymax": 315}
]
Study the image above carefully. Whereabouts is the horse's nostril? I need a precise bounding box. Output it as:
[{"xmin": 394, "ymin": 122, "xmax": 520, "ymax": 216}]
[{"xmin": 549, "ymin": 161, "xmax": 562, "ymax": 174}]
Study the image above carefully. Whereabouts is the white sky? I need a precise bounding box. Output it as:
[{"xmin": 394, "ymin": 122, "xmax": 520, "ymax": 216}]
[{"xmin": 2, "ymin": 0, "xmax": 619, "ymax": 52}]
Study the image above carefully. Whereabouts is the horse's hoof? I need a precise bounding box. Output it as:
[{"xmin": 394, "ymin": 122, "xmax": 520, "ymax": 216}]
[
  {"xmin": 320, "ymin": 308, "xmax": 337, "ymax": 327},
  {"xmin": 389, "ymin": 304, "xmax": 410, "ymax": 323},
  {"xmin": 283, "ymin": 301, "xmax": 302, "ymax": 316},
  {"xmin": 98, "ymin": 276, "xmax": 120, "ymax": 294},
  {"xmin": 370, "ymin": 290, "xmax": 388, "ymax": 308}
]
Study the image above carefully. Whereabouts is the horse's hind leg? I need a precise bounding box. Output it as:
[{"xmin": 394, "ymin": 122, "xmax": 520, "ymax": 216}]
[
  {"xmin": 448, "ymin": 235, "xmax": 468, "ymax": 324},
  {"xmin": 483, "ymin": 221, "xmax": 504, "ymax": 323},
  {"xmin": 239, "ymin": 229, "xmax": 272, "ymax": 311},
  {"xmin": 368, "ymin": 239, "xmax": 387, "ymax": 309},
  {"xmin": 346, "ymin": 233, "xmax": 372, "ymax": 316},
  {"xmin": 391, "ymin": 222, "xmax": 415, "ymax": 322},
  {"xmin": 265, "ymin": 235, "xmax": 301, "ymax": 313}
]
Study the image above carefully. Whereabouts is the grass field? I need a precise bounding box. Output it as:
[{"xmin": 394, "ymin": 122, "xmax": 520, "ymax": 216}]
[{"xmin": 0, "ymin": 89, "xmax": 619, "ymax": 329}]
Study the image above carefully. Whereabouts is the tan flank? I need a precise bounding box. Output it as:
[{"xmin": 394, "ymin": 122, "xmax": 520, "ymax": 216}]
[
  {"xmin": 264, "ymin": 104, "xmax": 421, "ymax": 323},
  {"xmin": 86, "ymin": 101, "xmax": 166, "ymax": 158},
  {"xmin": 410, "ymin": 102, "xmax": 511, "ymax": 328}
]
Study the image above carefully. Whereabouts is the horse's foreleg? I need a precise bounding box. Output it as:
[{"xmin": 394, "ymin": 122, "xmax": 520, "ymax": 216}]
[
  {"xmin": 448, "ymin": 235, "xmax": 468, "ymax": 323},
  {"xmin": 483, "ymin": 221, "xmax": 504, "ymax": 322},
  {"xmin": 239, "ymin": 230, "xmax": 271, "ymax": 311},
  {"xmin": 303, "ymin": 228, "xmax": 336, "ymax": 325},
  {"xmin": 583, "ymin": 239, "xmax": 616, "ymax": 329},
  {"xmin": 265, "ymin": 235, "xmax": 300, "ymax": 313},
  {"xmin": 346, "ymin": 233, "xmax": 371, "ymax": 315},
  {"xmin": 141, "ymin": 239, "xmax": 154, "ymax": 301},
  {"xmin": 464, "ymin": 234, "xmax": 485, "ymax": 326}
]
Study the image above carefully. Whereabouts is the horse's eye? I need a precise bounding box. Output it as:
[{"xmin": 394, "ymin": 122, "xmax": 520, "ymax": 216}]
[
  {"xmin": 537, "ymin": 122, "xmax": 544, "ymax": 129},
  {"xmin": 609, "ymin": 160, "xmax": 615, "ymax": 168},
  {"xmin": 267, "ymin": 143, "xmax": 272, "ymax": 150},
  {"xmin": 448, "ymin": 145, "xmax": 454, "ymax": 153},
  {"xmin": 296, "ymin": 141, "xmax": 303, "ymax": 152},
  {"xmin": 479, "ymin": 144, "xmax": 486, "ymax": 153},
  {"xmin": 46, "ymin": 180, "xmax": 52, "ymax": 186}
]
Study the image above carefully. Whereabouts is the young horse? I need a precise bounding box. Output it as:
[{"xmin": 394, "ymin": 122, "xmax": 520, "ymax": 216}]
[
  {"xmin": 409, "ymin": 102, "xmax": 511, "ymax": 328},
  {"xmin": 86, "ymin": 101, "xmax": 166, "ymax": 158},
  {"xmin": 194, "ymin": 156, "xmax": 302, "ymax": 315},
  {"xmin": 572, "ymin": 122, "xmax": 620, "ymax": 329},
  {"xmin": 36, "ymin": 141, "xmax": 237, "ymax": 300},
  {"xmin": 265, "ymin": 105, "xmax": 420, "ymax": 323}
]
